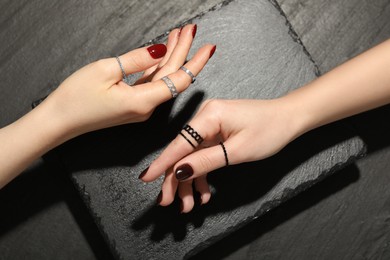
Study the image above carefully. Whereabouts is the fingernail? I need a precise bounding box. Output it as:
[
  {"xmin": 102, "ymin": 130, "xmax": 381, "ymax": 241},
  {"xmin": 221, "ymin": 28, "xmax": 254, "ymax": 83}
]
[
  {"xmin": 175, "ymin": 163, "xmax": 193, "ymax": 181},
  {"xmin": 180, "ymin": 200, "xmax": 184, "ymax": 213},
  {"xmin": 209, "ymin": 45, "xmax": 216, "ymax": 58},
  {"xmin": 147, "ymin": 44, "xmax": 167, "ymax": 59},
  {"xmin": 156, "ymin": 191, "xmax": 163, "ymax": 205},
  {"xmin": 192, "ymin": 24, "xmax": 197, "ymax": 38},
  {"xmin": 138, "ymin": 166, "xmax": 149, "ymax": 179}
]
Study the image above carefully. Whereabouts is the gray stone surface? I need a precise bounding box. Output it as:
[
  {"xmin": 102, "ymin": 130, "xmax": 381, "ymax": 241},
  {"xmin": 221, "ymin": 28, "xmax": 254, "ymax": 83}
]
[
  {"xmin": 51, "ymin": 0, "xmax": 364, "ymax": 259},
  {"xmin": 195, "ymin": 0, "xmax": 390, "ymax": 259}
]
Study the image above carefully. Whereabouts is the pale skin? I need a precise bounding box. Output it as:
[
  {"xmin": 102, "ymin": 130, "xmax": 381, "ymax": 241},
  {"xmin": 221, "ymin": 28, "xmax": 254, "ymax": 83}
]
[
  {"xmin": 140, "ymin": 38, "xmax": 390, "ymax": 213},
  {"xmin": 0, "ymin": 24, "xmax": 216, "ymax": 189}
]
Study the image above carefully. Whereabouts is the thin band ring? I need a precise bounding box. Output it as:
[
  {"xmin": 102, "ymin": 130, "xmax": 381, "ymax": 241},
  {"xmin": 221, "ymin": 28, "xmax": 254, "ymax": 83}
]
[
  {"xmin": 220, "ymin": 142, "xmax": 229, "ymax": 166},
  {"xmin": 115, "ymin": 56, "xmax": 132, "ymax": 86},
  {"xmin": 180, "ymin": 66, "xmax": 196, "ymax": 83},
  {"xmin": 161, "ymin": 76, "xmax": 178, "ymax": 98},
  {"xmin": 179, "ymin": 132, "xmax": 196, "ymax": 148}
]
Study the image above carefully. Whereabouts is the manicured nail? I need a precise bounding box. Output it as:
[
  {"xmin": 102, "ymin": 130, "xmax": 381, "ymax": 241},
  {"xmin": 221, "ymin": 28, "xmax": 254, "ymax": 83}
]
[
  {"xmin": 180, "ymin": 200, "xmax": 184, "ymax": 213},
  {"xmin": 209, "ymin": 45, "xmax": 216, "ymax": 58},
  {"xmin": 192, "ymin": 24, "xmax": 197, "ymax": 38},
  {"xmin": 175, "ymin": 164, "xmax": 193, "ymax": 181},
  {"xmin": 138, "ymin": 166, "xmax": 149, "ymax": 179},
  {"xmin": 156, "ymin": 191, "xmax": 163, "ymax": 205},
  {"xmin": 147, "ymin": 44, "xmax": 167, "ymax": 59}
]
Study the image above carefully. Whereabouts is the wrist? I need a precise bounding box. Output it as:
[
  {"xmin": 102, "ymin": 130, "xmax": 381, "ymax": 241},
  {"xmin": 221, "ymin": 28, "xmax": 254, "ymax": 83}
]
[{"xmin": 276, "ymin": 91, "xmax": 314, "ymax": 140}]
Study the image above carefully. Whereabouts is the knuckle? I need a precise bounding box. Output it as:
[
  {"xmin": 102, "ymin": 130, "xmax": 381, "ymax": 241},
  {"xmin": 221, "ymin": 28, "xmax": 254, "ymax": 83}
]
[
  {"xmin": 203, "ymin": 99, "xmax": 225, "ymax": 122},
  {"xmin": 204, "ymin": 99, "xmax": 225, "ymax": 111}
]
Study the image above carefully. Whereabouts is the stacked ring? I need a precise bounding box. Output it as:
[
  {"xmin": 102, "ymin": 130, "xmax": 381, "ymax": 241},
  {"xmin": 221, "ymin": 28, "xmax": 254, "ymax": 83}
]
[{"xmin": 179, "ymin": 124, "xmax": 204, "ymax": 149}]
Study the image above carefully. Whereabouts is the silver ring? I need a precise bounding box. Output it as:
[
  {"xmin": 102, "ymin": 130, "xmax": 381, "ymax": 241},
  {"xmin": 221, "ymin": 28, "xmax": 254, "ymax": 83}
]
[
  {"xmin": 161, "ymin": 76, "xmax": 178, "ymax": 98},
  {"xmin": 180, "ymin": 66, "xmax": 196, "ymax": 83},
  {"xmin": 115, "ymin": 56, "xmax": 132, "ymax": 86}
]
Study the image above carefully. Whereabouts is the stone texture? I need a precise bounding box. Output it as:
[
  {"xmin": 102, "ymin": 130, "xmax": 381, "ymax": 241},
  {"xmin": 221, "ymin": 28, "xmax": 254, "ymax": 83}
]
[{"xmin": 50, "ymin": 0, "xmax": 365, "ymax": 259}]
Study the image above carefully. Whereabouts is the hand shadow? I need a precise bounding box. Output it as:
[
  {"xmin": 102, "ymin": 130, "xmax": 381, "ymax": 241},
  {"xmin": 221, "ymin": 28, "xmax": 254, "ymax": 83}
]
[
  {"xmin": 131, "ymin": 119, "xmax": 362, "ymax": 243},
  {"xmin": 56, "ymin": 91, "xmax": 206, "ymax": 171}
]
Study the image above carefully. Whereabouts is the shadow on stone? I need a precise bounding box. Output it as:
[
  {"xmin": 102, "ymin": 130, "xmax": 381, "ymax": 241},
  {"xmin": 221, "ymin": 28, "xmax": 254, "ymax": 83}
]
[
  {"xmin": 347, "ymin": 104, "xmax": 390, "ymax": 154},
  {"xmin": 190, "ymin": 163, "xmax": 360, "ymax": 259},
  {"xmin": 59, "ymin": 91, "xmax": 205, "ymax": 172}
]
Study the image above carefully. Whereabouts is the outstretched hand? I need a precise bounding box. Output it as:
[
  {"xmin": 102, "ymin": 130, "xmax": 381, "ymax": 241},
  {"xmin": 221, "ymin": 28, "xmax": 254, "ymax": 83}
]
[
  {"xmin": 43, "ymin": 24, "xmax": 215, "ymax": 139},
  {"xmin": 139, "ymin": 98, "xmax": 303, "ymax": 213},
  {"xmin": 0, "ymin": 24, "xmax": 216, "ymax": 188}
]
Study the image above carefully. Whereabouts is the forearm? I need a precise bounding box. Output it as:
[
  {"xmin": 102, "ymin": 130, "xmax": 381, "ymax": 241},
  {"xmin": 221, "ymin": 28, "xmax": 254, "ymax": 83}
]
[
  {"xmin": 0, "ymin": 102, "xmax": 69, "ymax": 188},
  {"xmin": 284, "ymin": 39, "xmax": 390, "ymax": 135}
]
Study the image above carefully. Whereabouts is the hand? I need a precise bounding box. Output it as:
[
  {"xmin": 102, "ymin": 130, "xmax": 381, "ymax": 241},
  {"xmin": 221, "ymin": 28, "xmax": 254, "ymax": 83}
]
[
  {"xmin": 139, "ymin": 98, "xmax": 304, "ymax": 213},
  {"xmin": 0, "ymin": 24, "xmax": 216, "ymax": 188},
  {"xmin": 41, "ymin": 24, "xmax": 215, "ymax": 140}
]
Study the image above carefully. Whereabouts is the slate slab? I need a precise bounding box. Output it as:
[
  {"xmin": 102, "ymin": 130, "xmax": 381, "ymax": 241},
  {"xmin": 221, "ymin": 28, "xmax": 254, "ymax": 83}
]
[{"xmin": 47, "ymin": 0, "xmax": 365, "ymax": 259}]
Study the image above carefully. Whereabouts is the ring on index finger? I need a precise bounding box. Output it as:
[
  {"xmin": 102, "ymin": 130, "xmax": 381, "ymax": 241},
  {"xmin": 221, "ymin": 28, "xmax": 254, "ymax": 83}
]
[{"xmin": 179, "ymin": 124, "xmax": 204, "ymax": 149}]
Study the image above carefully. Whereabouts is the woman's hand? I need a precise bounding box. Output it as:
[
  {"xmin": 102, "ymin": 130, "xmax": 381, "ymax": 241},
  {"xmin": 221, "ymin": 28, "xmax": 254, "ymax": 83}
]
[
  {"xmin": 139, "ymin": 98, "xmax": 304, "ymax": 213},
  {"xmin": 0, "ymin": 24, "xmax": 216, "ymax": 188},
  {"xmin": 140, "ymin": 38, "xmax": 390, "ymax": 213},
  {"xmin": 43, "ymin": 24, "xmax": 215, "ymax": 139}
]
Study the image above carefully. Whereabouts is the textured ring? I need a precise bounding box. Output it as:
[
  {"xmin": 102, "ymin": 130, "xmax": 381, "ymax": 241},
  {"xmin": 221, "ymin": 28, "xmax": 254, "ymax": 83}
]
[
  {"xmin": 220, "ymin": 142, "xmax": 229, "ymax": 166},
  {"xmin": 180, "ymin": 66, "xmax": 196, "ymax": 83},
  {"xmin": 161, "ymin": 76, "xmax": 178, "ymax": 98},
  {"xmin": 115, "ymin": 56, "xmax": 132, "ymax": 86},
  {"xmin": 183, "ymin": 124, "xmax": 204, "ymax": 144}
]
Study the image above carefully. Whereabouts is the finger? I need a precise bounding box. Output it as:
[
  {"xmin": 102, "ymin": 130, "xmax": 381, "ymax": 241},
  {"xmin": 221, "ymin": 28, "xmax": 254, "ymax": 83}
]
[
  {"xmin": 174, "ymin": 138, "xmax": 237, "ymax": 182},
  {"xmin": 158, "ymin": 28, "xmax": 182, "ymax": 68},
  {"xmin": 135, "ymin": 44, "xmax": 216, "ymax": 106},
  {"xmin": 135, "ymin": 28, "xmax": 181, "ymax": 84},
  {"xmin": 163, "ymin": 24, "xmax": 196, "ymax": 70},
  {"xmin": 194, "ymin": 175, "xmax": 211, "ymax": 205},
  {"xmin": 139, "ymin": 97, "xmax": 221, "ymax": 183},
  {"xmin": 178, "ymin": 180, "xmax": 194, "ymax": 213},
  {"xmin": 158, "ymin": 167, "xmax": 178, "ymax": 206},
  {"xmin": 109, "ymin": 44, "xmax": 167, "ymax": 83}
]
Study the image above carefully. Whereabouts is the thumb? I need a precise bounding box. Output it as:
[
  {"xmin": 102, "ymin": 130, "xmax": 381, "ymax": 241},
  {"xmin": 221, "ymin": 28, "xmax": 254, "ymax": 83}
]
[
  {"xmin": 173, "ymin": 140, "xmax": 234, "ymax": 182},
  {"xmin": 109, "ymin": 44, "xmax": 167, "ymax": 83}
]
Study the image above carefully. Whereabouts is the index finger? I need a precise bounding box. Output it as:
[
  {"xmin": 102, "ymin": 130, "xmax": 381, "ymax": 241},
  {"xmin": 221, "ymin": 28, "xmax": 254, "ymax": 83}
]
[{"xmin": 139, "ymin": 102, "xmax": 221, "ymax": 182}]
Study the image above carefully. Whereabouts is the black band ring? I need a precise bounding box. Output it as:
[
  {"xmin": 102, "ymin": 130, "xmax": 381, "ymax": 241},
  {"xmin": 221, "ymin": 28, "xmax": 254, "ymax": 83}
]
[
  {"xmin": 220, "ymin": 142, "xmax": 229, "ymax": 166},
  {"xmin": 183, "ymin": 124, "xmax": 204, "ymax": 144},
  {"xmin": 179, "ymin": 132, "xmax": 196, "ymax": 148}
]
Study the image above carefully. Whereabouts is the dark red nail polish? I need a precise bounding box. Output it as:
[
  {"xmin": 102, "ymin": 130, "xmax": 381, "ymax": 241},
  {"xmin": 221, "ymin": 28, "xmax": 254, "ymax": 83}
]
[
  {"xmin": 192, "ymin": 24, "xmax": 197, "ymax": 38},
  {"xmin": 175, "ymin": 164, "xmax": 193, "ymax": 181},
  {"xmin": 209, "ymin": 45, "xmax": 216, "ymax": 58},
  {"xmin": 138, "ymin": 167, "xmax": 149, "ymax": 179},
  {"xmin": 180, "ymin": 200, "xmax": 184, "ymax": 213},
  {"xmin": 156, "ymin": 191, "xmax": 163, "ymax": 205},
  {"xmin": 147, "ymin": 44, "xmax": 167, "ymax": 59}
]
